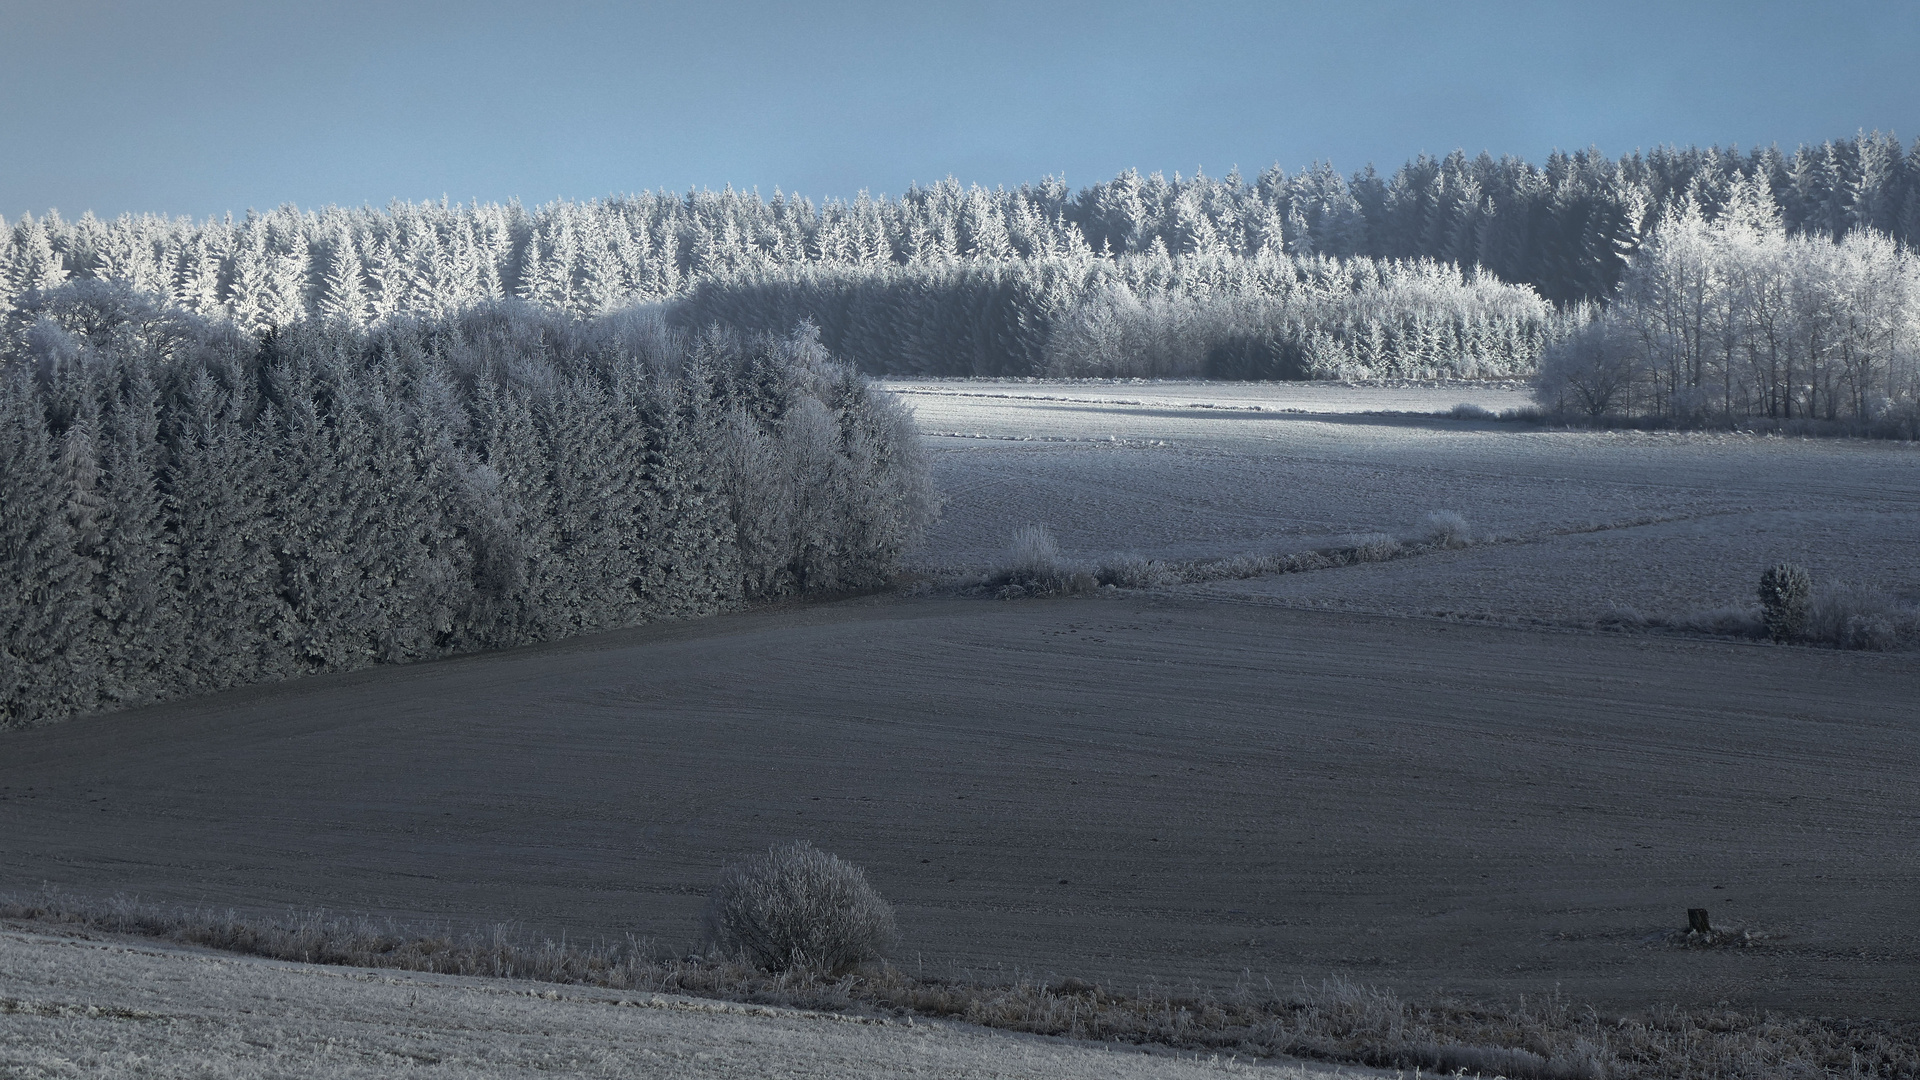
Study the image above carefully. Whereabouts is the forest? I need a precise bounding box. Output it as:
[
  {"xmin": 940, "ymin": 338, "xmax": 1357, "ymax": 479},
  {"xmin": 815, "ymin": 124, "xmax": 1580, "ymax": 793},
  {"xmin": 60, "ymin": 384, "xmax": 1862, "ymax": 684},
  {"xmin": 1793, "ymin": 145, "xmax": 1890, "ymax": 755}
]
[
  {"xmin": 7, "ymin": 132, "xmax": 1920, "ymax": 385},
  {"xmin": 0, "ymin": 289, "xmax": 933, "ymax": 727},
  {"xmin": 1538, "ymin": 173, "xmax": 1920, "ymax": 425},
  {"xmin": 4, "ymin": 130, "xmax": 1920, "ymax": 724}
]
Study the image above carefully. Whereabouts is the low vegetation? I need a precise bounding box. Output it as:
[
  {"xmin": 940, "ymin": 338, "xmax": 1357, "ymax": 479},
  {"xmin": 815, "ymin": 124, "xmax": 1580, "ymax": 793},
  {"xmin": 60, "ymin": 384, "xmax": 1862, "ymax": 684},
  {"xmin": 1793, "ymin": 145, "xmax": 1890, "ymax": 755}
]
[
  {"xmin": 5, "ymin": 887, "xmax": 1917, "ymax": 1079},
  {"xmin": 1602, "ymin": 567, "xmax": 1917, "ymax": 651},
  {"xmin": 981, "ymin": 513, "xmax": 1477, "ymax": 598}
]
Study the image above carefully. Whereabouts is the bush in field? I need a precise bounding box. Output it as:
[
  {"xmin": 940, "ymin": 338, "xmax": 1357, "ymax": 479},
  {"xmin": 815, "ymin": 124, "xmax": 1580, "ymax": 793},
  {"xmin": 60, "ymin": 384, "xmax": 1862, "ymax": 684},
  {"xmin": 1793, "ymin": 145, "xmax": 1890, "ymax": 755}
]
[
  {"xmin": 993, "ymin": 524, "xmax": 1094, "ymax": 596},
  {"xmin": 1758, "ymin": 564, "xmax": 1813, "ymax": 642},
  {"xmin": 1806, "ymin": 581, "xmax": 1910, "ymax": 651},
  {"xmin": 1422, "ymin": 510, "xmax": 1472, "ymax": 548},
  {"xmin": 1006, "ymin": 525, "xmax": 1064, "ymax": 581},
  {"xmin": 1346, "ymin": 533, "xmax": 1401, "ymax": 562},
  {"xmin": 700, "ymin": 841, "xmax": 897, "ymax": 975},
  {"xmin": 1098, "ymin": 554, "xmax": 1184, "ymax": 588}
]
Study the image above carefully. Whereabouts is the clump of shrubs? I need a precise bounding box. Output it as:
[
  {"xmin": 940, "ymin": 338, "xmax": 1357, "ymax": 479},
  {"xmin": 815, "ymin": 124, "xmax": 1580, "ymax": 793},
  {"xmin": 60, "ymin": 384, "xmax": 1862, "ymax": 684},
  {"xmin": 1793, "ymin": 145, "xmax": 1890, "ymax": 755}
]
[
  {"xmin": 700, "ymin": 841, "xmax": 898, "ymax": 975},
  {"xmin": 1345, "ymin": 532, "xmax": 1402, "ymax": 561},
  {"xmin": 1422, "ymin": 510, "xmax": 1473, "ymax": 549},
  {"xmin": 1806, "ymin": 580, "xmax": 1909, "ymax": 651},
  {"xmin": 993, "ymin": 525, "xmax": 1098, "ymax": 597},
  {"xmin": 1096, "ymin": 554, "xmax": 1184, "ymax": 589}
]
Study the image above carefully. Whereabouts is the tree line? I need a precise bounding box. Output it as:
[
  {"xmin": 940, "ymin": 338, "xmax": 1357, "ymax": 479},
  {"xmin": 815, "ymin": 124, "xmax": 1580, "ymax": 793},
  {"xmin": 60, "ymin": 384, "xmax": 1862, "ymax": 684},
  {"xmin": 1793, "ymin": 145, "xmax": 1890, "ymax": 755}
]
[
  {"xmin": 677, "ymin": 252, "xmax": 1554, "ymax": 380},
  {"xmin": 1537, "ymin": 175, "xmax": 1920, "ymax": 428},
  {"xmin": 6, "ymin": 130, "xmax": 1916, "ymax": 328},
  {"xmin": 0, "ymin": 284, "xmax": 933, "ymax": 727}
]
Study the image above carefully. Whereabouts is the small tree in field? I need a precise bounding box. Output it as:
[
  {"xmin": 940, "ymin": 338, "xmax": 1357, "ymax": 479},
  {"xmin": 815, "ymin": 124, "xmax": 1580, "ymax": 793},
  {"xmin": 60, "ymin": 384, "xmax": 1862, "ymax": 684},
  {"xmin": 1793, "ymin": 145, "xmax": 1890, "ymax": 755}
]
[
  {"xmin": 700, "ymin": 841, "xmax": 897, "ymax": 975},
  {"xmin": 1759, "ymin": 564, "xmax": 1813, "ymax": 642}
]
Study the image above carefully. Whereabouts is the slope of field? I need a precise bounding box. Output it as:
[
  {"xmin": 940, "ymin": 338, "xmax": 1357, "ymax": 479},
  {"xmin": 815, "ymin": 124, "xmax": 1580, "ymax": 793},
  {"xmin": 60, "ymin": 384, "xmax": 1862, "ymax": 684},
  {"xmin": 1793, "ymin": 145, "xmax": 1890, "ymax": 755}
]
[
  {"xmin": 1, "ymin": 927, "xmax": 1350, "ymax": 1078},
  {"xmin": 891, "ymin": 379, "xmax": 1920, "ymax": 627},
  {"xmin": 2, "ymin": 594, "xmax": 1915, "ymax": 1021}
]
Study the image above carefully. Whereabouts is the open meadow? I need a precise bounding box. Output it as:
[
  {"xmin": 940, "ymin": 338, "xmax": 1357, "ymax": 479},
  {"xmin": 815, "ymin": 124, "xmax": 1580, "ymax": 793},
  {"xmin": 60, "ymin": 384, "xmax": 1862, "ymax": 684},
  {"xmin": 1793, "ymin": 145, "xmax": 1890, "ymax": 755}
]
[{"xmin": 3, "ymin": 381, "xmax": 1916, "ymax": 1048}]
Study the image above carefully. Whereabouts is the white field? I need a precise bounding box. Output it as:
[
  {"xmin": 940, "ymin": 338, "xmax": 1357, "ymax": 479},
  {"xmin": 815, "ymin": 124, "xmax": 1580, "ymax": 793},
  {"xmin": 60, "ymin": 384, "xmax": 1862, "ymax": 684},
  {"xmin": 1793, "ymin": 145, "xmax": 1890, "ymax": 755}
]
[
  {"xmin": 887, "ymin": 379, "xmax": 1920, "ymax": 625},
  {"xmin": 0, "ymin": 928, "xmax": 1379, "ymax": 1079}
]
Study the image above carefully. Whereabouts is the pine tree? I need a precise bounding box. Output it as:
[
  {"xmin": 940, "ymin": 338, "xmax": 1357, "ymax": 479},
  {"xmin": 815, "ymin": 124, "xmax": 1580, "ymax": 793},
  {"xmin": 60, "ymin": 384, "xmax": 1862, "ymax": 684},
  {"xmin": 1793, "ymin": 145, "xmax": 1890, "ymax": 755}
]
[{"xmin": 319, "ymin": 231, "xmax": 371, "ymax": 325}]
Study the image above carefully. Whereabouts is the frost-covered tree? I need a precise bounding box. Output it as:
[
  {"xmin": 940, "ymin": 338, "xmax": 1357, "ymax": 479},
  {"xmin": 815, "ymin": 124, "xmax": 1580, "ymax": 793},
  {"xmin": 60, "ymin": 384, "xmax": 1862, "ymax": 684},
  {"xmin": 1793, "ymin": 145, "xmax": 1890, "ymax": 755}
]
[
  {"xmin": 1535, "ymin": 175, "xmax": 1920, "ymax": 424},
  {"xmin": 0, "ymin": 289, "xmax": 934, "ymax": 728}
]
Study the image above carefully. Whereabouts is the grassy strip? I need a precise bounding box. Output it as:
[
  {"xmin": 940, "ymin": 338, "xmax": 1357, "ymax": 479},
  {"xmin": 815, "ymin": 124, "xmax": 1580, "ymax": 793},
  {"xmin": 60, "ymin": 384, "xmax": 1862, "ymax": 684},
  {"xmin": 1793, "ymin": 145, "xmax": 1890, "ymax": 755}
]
[
  {"xmin": 963, "ymin": 516, "xmax": 1919, "ymax": 652},
  {"xmin": 971, "ymin": 517, "xmax": 1472, "ymax": 599},
  {"xmin": 4, "ymin": 890, "xmax": 1916, "ymax": 1079},
  {"xmin": 1444, "ymin": 401, "xmax": 1920, "ymax": 442}
]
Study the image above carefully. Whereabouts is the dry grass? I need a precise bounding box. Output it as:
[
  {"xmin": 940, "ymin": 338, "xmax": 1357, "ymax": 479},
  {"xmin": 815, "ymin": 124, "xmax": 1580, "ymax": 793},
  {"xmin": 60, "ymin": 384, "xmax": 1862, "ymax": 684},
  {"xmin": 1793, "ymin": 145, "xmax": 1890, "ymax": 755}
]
[
  {"xmin": 1085, "ymin": 516, "xmax": 1459, "ymax": 592},
  {"xmin": 5, "ymin": 888, "xmax": 1917, "ymax": 1078}
]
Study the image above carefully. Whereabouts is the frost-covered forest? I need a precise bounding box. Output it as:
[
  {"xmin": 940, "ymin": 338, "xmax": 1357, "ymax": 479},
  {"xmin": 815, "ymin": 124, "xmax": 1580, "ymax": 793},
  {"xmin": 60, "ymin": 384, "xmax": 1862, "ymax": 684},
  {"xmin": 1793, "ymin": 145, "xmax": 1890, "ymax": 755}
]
[
  {"xmin": 9, "ymin": 133, "xmax": 1920, "ymax": 310},
  {"xmin": 1538, "ymin": 174, "xmax": 1920, "ymax": 425},
  {"xmin": 11, "ymin": 132, "xmax": 1920, "ymax": 382},
  {"xmin": 5, "ymin": 131, "xmax": 1920, "ymax": 722},
  {"xmin": 0, "ymin": 288, "xmax": 932, "ymax": 726},
  {"xmin": 676, "ymin": 255, "xmax": 1552, "ymax": 379}
]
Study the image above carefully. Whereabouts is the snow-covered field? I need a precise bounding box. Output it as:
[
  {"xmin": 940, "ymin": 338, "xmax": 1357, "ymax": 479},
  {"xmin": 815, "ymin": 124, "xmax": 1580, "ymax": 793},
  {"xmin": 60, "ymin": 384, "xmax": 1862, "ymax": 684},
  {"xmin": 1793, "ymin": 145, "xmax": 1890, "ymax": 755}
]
[
  {"xmin": 889, "ymin": 379, "xmax": 1920, "ymax": 625},
  {"xmin": 1, "ymin": 928, "xmax": 1373, "ymax": 1079}
]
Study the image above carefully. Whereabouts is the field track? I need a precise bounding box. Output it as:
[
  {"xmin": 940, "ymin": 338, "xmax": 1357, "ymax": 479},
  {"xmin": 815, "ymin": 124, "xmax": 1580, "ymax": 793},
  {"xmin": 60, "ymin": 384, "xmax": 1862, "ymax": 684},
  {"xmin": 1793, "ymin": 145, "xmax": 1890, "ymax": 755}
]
[{"xmin": 3, "ymin": 593, "xmax": 1915, "ymax": 1019}]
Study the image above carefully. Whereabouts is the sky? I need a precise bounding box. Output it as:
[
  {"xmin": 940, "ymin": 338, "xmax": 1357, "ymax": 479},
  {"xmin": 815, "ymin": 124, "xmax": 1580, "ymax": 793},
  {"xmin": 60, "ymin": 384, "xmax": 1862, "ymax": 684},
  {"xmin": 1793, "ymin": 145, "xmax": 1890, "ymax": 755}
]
[{"xmin": 3, "ymin": 0, "xmax": 1918, "ymax": 220}]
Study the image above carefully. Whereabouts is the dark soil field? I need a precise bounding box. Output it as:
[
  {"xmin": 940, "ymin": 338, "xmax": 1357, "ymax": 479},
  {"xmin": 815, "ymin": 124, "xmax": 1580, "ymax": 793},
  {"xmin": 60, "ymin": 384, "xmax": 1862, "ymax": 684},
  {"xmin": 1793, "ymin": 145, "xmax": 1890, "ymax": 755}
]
[{"xmin": 5, "ymin": 592, "xmax": 1915, "ymax": 1021}]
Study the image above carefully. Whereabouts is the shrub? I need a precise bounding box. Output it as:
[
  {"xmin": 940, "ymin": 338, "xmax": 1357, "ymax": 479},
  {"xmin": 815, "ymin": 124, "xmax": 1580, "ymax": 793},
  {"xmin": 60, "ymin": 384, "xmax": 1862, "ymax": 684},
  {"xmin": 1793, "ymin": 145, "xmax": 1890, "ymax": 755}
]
[
  {"xmin": 1005, "ymin": 524, "xmax": 1064, "ymax": 581},
  {"xmin": 1806, "ymin": 581, "xmax": 1910, "ymax": 650},
  {"xmin": 1097, "ymin": 554, "xmax": 1184, "ymax": 588},
  {"xmin": 994, "ymin": 524, "xmax": 1097, "ymax": 596},
  {"xmin": 1422, "ymin": 510, "xmax": 1472, "ymax": 548},
  {"xmin": 1346, "ymin": 533, "xmax": 1402, "ymax": 562},
  {"xmin": 1758, "ymin": 564, "xmax": 1813, "ymax": 641},
  {"xmin": 700, "ymin": 841, "xmax": 897, "ymax": 975},
  {"xmin": 1672, "ymin": 605, "xmax": 1768, "ymax": 639},
  {"xmin": 1447, "ymin": 402, "xmax": 1497, "ymax": 420}
]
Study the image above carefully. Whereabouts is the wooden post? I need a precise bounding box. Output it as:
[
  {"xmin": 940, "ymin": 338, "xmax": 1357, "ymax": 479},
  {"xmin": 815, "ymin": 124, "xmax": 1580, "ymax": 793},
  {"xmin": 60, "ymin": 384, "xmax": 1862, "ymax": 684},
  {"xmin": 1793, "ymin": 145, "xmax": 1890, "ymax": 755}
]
[{"xmin": 1687, "ymin": 908, "xmax": 1712, "ymax": 934}]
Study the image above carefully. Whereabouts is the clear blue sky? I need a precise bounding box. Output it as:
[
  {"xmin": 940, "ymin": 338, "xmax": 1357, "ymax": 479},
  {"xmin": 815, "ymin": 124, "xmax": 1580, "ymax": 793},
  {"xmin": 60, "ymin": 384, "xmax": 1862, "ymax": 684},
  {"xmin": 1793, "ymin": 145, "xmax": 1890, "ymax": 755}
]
[{"xmin": 5, "ymin": 0, "xmax": 1916, "ymax": 220}]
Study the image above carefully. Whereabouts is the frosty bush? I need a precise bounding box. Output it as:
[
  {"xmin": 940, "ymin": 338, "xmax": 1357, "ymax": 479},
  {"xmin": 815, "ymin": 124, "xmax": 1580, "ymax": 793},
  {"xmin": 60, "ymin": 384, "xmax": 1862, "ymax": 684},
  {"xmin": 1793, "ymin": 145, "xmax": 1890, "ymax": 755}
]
[
  {"xmin": 1422, "ymin": 510, "xmax": 1472, "ymax": 548},
  {"xmin": 1758, "ymin": 564, "xmax": 1813, "ymax": 642},
  {"xmin": 1098, "ymin": 554, "xmax": 1184, "ymax": 589},
  {"xmin": 1806, "ymin": 581, "xmax": 1911, "ymax": 651},
  {"xmin": 991, "ymin": 523, "xmax": 1097, "ymax": 596},
  {"xmin": 0, "ymin": 288, "xmax": 934, "ymax": 727},
  {"xmin": 700, "ymin": 841, "xmax": 898, "ymax": 975},
  {"xmin": 1345, "ymin": 533, "xmax": 1401, "ymax": 562},
  {"xmin": 1005, "ymin": 525, "xmax": 1064, "ymax": 582}
]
